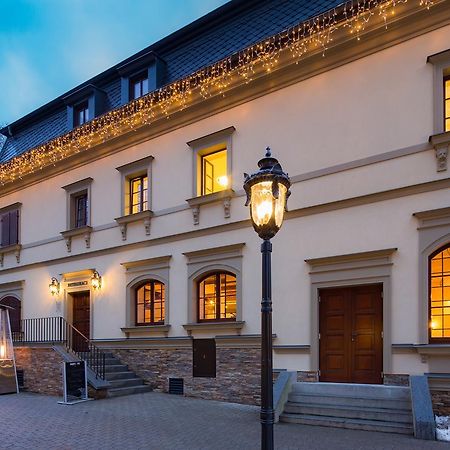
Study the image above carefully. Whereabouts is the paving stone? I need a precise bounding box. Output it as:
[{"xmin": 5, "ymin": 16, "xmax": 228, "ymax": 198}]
[{"xmin": 0, "ymin": 392, "xmax": 448, "ymax": 449}]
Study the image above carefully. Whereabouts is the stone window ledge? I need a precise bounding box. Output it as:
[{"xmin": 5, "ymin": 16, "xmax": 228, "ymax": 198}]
[
  {"xmin": 429, "ymin": 131, "xmax": 450, "ymax": 172},
  {"xmin": 60, "ymin": 226, "xmax": 92, "ymax": 252},
  {"xmin": 392, "ymin": 343, "xmax": 450, "ymax": 362},
  {"xmin": 183, "ymin": 320, "xmax": 245, "ymax": 335},
  {"xmin": 115, "ymin": 210, "xmax": 153, "ymax": 241},
  {"xmin": 0, "ymin": 243, "xmax": 22, "ymax": 267},
  {"xmin": 186, "ymin": 189, "xmax": 234, "ymax": 225},
  {"xmin": 121, "ymin": 324, "xmax": 170, "ymax": 338}
]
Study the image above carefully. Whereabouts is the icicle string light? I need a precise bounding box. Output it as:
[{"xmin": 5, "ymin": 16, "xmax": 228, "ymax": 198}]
[{"xmin": 0, "ymin": 0, "xmax": 438, "ymax": 186}]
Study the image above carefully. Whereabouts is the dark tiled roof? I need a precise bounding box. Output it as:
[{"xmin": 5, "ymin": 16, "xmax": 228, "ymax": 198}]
[{"xmin": 0, "ymin": 0, "xmax": 343, "ymax": 164}]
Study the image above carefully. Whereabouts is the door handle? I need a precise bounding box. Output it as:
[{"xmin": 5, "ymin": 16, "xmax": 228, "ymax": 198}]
[{"xmin": 351, "ymin": 331, "xmax": 357, "ymax": 342}]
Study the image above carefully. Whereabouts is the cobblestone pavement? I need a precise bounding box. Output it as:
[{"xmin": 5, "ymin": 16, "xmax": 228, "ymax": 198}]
[{"xmin": 0, "ymin": 392, "xmax": 448, "ymax": 450}]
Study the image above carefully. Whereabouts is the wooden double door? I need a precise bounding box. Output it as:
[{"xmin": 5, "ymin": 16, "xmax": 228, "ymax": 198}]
[{"xmin": 319, "ymin": 284, "xmax": 383, "ymax": 384}]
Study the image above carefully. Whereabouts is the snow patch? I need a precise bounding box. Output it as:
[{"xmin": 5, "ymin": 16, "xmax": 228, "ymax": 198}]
[{"xmin": 436, "ymin": 416, "xmax": 450, "ymax": 442}]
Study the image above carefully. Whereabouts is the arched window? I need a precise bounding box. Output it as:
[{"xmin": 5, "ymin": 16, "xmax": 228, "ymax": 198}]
[
  {"xmin": 135, "ymin": 280, "xmax": 165, "ymax": 326},
  {"xmin": 198, "ymin": 272, "xmax": 236, "ymax": 322},
  {"xmin": 429, "ymin": 244, "xmax": 450, "ymax": 341},
  {"xmin": 0, "ymin": 296, "xmax": 21, "ymax": 340}
]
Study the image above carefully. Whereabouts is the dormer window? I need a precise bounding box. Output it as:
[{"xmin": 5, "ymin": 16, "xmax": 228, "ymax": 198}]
[
  {"xmin": 74, "ymin": 101, "xmax": 89, "ymax": 127},
  {"xmin": 117, "ymin": 51, "xmax": 165, "ymax": 105},
  {"xmin": 130, "ymin": 73, "xmax": 149, "ymax": 100}
]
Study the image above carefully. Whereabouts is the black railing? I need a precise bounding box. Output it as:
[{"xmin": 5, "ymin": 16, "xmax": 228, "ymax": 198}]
[{"xmin": 13, "ymin": 316, "xmax": 105, "ymax": 380}]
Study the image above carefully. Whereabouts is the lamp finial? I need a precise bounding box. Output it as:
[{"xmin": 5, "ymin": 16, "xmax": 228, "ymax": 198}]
[{"xmin": 265, "ymin": 147, "xmax": 271, "ymax": 158}]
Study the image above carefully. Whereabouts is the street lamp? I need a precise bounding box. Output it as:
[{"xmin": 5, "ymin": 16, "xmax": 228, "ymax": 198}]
[{"xmin": 244, "ymin": 147, "xmax": 291, "ymax": 450}]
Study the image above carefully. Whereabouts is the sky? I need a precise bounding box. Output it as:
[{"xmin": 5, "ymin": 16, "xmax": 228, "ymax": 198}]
[{"xmin": 0, "ymin": 0, "xmax": 228, "ymax": 127}]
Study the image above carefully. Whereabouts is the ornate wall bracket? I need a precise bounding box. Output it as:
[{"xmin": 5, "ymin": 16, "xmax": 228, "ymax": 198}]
[
  {"xmin": 60, "ymin": 226, "xmax": 93, "ymax": 253},
  {"xmin": 114, "ymin": 210, "xmax": 154, "ymax": 241},
  {"xmin": 430, "ymin": 132, "xmax": 449, "ymax": 172},
  {"xmin": 0, "ymin": 244, "xmax": 22, "ymax": 267},
  {"xmin": 186, "ymin": 189, "xmax": 234, "ymax": 225}
]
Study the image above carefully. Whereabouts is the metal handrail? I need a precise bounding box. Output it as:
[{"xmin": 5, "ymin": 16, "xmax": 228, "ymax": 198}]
[{"xmin": 12, "ymin": 316, "xmax": 106, "ymax": 380}]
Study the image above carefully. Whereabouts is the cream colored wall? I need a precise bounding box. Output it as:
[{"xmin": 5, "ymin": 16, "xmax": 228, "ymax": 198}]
[{"xmin": 1, "ymin": 24, "xmax": 450, "ymax": 375}]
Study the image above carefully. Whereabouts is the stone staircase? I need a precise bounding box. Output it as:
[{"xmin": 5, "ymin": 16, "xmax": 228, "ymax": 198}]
[
  {"xmin": 280, "ymin": 382, "xmax": 413, "ymax": 435},
  {"xmin": 103, "ymin": 353, "xmax": 152, "ymax": 398}
]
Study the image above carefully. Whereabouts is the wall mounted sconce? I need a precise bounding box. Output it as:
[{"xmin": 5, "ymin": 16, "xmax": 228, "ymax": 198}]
[
  {"xmin": 49, "ymin": 277, "xmax": 60, "ymax": 296},
  {"xmin": 91, "ymin": 270, "xmax": 102, "ymax": 290}
]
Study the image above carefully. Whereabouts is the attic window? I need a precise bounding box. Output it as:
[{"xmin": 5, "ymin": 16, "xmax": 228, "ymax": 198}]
[
  {"xmin": 74, "ymin": 102, "xmax": 89, "ymax": 127},
  {"xmin": 130, "ymin": 73, "xmax": 149, "ymax": 100}
]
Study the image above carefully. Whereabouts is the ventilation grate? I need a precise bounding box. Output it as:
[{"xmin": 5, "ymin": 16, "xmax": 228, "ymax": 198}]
[
  {"xmin": 168, "ymin": 377, "xmax": 184, "ymax": 395},
  {"xmin": 16, "ymin": 369, "xmax": 24, "ymax": 388}
]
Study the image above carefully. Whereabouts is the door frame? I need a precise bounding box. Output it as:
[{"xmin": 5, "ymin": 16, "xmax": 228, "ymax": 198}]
[
  {"xmin": 318, "ymin": 283, "xmax": 384, "ymax": 383},
  {"xmin": 62, "ymin": 269, "xmax": 96, "ymax": 339},
  {"xmin": 306, "ymin": 248, "xmax": 397, "ymax": 377}
]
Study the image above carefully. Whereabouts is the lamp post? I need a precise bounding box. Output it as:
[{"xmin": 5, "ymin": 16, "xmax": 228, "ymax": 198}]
[{"xmin": 244, "ymin": 147, "xmax": 291, "ymax": 450}]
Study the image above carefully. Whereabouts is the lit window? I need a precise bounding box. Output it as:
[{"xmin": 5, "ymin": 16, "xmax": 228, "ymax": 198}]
[
  {"xmin": 74, "ymin": 193, "xmax": 88, "ymax": 228},
  {"xmin": 200, "ymin": 148, "xmax": 227, "ymax": 196},
  {"xmin": 136, "ymin": 280, "xmax": 165, "ymax": 325},
  {"xmin": 130, "ymin": 74, "xmax": 149, "ymax": 100},
  {"xmin": 445, "ymin": 77, "xmax": 450, "ymax": 132},
  {"xmin": 198, "ymin": 272, "xmax": 236, "ymax": 321},
  {"xmin": 429, "ymin": 244, "xmax": 450, "ymax": 340},
  {"xmin": 129, "ymin": 175, "xmax": 148, "ymax": 214},
  {"xmin": 74, "ymin": 102, "xmax": 89, "ymax": 127}
]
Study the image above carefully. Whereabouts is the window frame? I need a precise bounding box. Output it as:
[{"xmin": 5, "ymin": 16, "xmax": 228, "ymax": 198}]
[
  {"xmin": 0, "ymin": 208, "xmax": 20, "ymax": 248},
  {"xmin": 187, "ymin": 126, "xmax": 235, "ymax": 198},
  {"xmin": 129, "ymin": 72, "xmax": 149, "ymax": 101},
  {"xmin": 200, "ymin": 147, "xmax": 227, "ymax": 196},
  {"xmin": 61, "ymin": 178, "xmax": 93, "ymax": 231},
  {"xmin": 197, "ymin": 271, "xmax": 237, "ymax": 322},
  {"xmin": 444, "ymin": 75, "xmax": 450, "ymax": 133},
  {"xmin": 428, "ymin": 243, "xmax": 450, "ymax": 343},
  {"xmin": 73, "ymin": 101, "xmax": 89, "ymax": 127},
  {"xmin": 135, "ymin": 279, "xmax": 165, "ymax": 326},
  {"xmin": 129, "ymin": 174, "xmax": 148, "ymax": 215}
]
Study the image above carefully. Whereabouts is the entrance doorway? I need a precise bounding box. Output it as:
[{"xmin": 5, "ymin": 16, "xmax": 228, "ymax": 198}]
[
  {"xmin": 319, "ymin": 284, "xmax": 383, "ymax": 384},
  {"xmin": 71, "ymin": 291, "xmax": 90, "ymax": 352}
]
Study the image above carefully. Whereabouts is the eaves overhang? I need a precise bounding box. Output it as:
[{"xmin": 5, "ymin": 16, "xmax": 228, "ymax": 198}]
[{"xmin": 0, "ymin": 0, "xmax": 449, "ymax": 196}]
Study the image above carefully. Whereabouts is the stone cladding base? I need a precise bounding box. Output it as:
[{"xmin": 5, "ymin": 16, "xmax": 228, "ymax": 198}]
[
  {"xmin": 112, "ymin": 347, "xmax": 261, "ymax": 405},
  {"xmin": 14, "ymin": 346, "xmax": 63, "ymax": 396}
]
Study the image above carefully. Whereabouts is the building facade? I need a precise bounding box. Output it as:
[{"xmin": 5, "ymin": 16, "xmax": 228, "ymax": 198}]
[{"xmin": 1, "ymin": 0, "xmax": 450, "ymax": 406}]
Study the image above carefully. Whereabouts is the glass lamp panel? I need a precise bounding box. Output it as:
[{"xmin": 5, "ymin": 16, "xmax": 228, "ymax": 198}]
[
  {"xmin": 250, "ymin": 181, "xmax": 273, "ymax": 227},
  {"xmin": 274, "ymin": 183, "xmax": 287, "ymax": 228}
]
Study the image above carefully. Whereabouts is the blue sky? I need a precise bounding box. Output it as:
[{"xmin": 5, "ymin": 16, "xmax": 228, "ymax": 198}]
[{"xmin": 0, "ymin": 0, "xmax": 228, "ymax": 126}]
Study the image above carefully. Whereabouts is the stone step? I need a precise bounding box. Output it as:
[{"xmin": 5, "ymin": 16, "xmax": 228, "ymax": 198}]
[
  {"xmin": 283, "ymin": 403, "xmax": 412, "ymax": 423},
  {"xmin": 105, "ymin": 371, "xmax": 137, "ymax": 381},
  {"xmin": 287, "ymin": 393, "xmax": 411, "ymax": 410},
  {"xmin": 291, "ymin": 382, "xmax": 410, "ymax": 400},
  {"xmin": 108, "ymin": 385, "xmax": 152, "ymax": 398},
  {"xmin": 279, "ymin": 414, "xmax": 413, "ymax": 434},
  {"xmin": 109, "ymin": 378, "xmax": 144, "ymax": 388},
  {"xmin": 104, "ymin": 358, "xmax": 120, "ymax": 365},
  {"xmin": 105, "ymin": 364, "xmax": 128, "ymax": 373}
]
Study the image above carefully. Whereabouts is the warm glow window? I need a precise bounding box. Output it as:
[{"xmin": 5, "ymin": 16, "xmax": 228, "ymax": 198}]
[
  {"xmin": 129, "ymin": 175, "xmax": 148, "ymax": 214},
  {"xmin": 445, "ymin": 77, "xmax": 450, "ymax": 132},
  {"xmin": 429, "ymin": 244, "xmax": 450, "ymax": 340},
  {"xmin": 130, "ymin": 74, "xmax": 149, "ymax": 100},
  {"xmin": 136, "ymin": 280, "xmax": 165, "ymax": 325},
  {"xmin": 198, "ymin": 272, "xmax": 236, "ymax": 321},
  {"xmin": 200, "ymin": 149, "xmax": 228, "ymax": 196}
]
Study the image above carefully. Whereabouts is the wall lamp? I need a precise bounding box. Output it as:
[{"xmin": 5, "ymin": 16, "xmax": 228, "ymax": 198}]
[
  {"xmin": 91, "ymin": 270, "xmax": 102, "ymax": 290},
  {"xmin": 49, "ymin": 277, "xmax": 60, "ymax": 296}
]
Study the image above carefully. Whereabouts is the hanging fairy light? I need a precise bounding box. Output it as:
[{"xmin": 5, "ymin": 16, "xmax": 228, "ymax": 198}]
[{"xmin": 0, "ymin": 0, "xmax": 438, "ymax": 186}]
